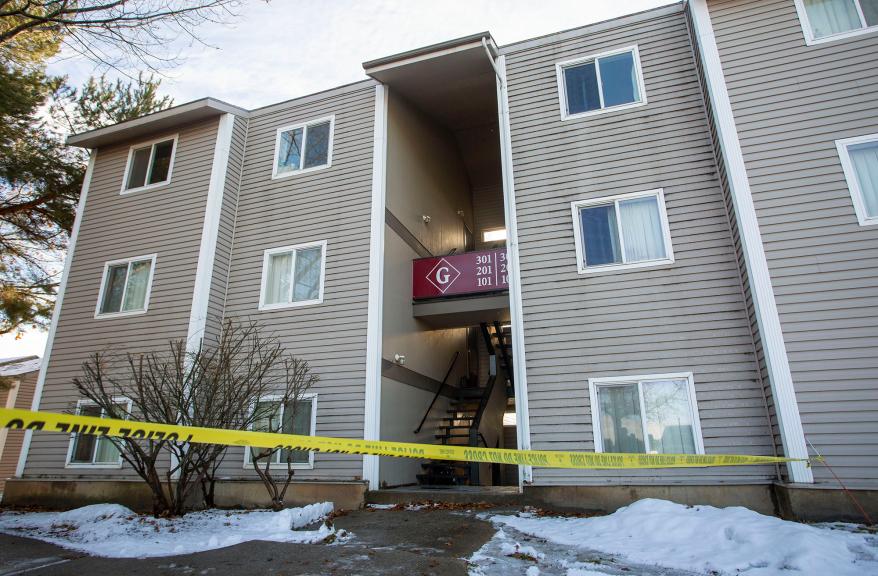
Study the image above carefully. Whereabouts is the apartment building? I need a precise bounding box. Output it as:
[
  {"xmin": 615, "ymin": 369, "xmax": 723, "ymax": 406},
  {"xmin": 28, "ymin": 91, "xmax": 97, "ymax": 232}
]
[{"xmin": 5, "ymin": 0, "xmax": 877, "ymax": 520}]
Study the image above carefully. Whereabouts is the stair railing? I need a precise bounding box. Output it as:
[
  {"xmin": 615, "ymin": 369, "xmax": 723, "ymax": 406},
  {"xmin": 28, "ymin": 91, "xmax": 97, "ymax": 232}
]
[{"xmin": 413, "ymin": 351, "xmax": 460, "ymax": 434}]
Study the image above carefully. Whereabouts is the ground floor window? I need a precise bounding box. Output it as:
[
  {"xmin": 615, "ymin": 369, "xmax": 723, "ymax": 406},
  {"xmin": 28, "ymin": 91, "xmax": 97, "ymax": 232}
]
[
  {"xmin": 588, "ymin": 373, "xmax": 703, "ymax": 455},
  {"xmin": 245, "ymin": 395, "xmax": 316, "ymax": 468},
  {"xmin": 66, "ymin": 398, "xmax": 130, "ymax": 467}
]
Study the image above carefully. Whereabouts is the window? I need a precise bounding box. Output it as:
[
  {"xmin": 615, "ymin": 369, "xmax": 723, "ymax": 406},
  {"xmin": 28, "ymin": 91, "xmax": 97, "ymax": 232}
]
[
  {"xmin": 66, "ymin": 398, "xmax": 130, "ymax": 467},
  {"xmin": 588, "ymin": 373, "xmax": 704, "ymax": 455},
  {"xmin": 556, "ymin": 46, "xmax": 647, "ymax": 120},
  {"xmin": 259, "ymin": 241, "xmax": 326, "ymax": 310},
  {"xmin": 245, "ymin": 395, "xmax": 317, "ymax": 468},
  {"xmin": 95, "ymin": 255, "xmax": 157, "ymax": 318},
  {"xmin": 121, "ymin": 136, "xmax": 177, "ymax": 193},
  {"xmin": 570, "ymin": 189, "xmax": 674, "ymax": 274},
  {"xmin": 837, "ymin": 134, "xmax": 878, "ymax": 226},
  {"xmin": 795, "ymin": 0, "xmax": 878, "ymax": 44},
  {"xmin": 272, "ymin": 116, "xmax": 334, "ymax": 178}
]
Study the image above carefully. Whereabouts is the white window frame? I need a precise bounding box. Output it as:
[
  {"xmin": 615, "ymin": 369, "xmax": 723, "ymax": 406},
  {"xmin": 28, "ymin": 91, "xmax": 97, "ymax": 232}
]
[
  {"xmin": 94, "ymin": 253, "xmax": 158, "ymax": 319},
  {"xmin": 556, "ymin": 45, "xmax": 648, "ymax": 121},
  {"xmin": 243, "ymin": 393, "xmax": 318, "ymax": 470},
  {"xmin": 65, "ymin": 397, "xmax": 132, "ymax": 469},
  {"xmin": 271, "ymin": 115, "xmax": 335, "ymax": 179},
  {"xmin": 570, "ymin": 188, "xmax": 674, "ymax": 275},
  {"xmin": 794, "ymin": 0, "xmax": 878, "ymax": 45},
  {"xmin": 836, "ymin": 133, "xmax": 878, "ymax": 226},
  {"xmin": 258, "ymin": 240, "xmax": 327, "ymax": 310},
  {"xmin": 120, "ymin": 134, "xmax": 179, "ymax": 195},
  {"xmin": 587, "ymin": 372, "xmax": 705, "ymax": 455}
]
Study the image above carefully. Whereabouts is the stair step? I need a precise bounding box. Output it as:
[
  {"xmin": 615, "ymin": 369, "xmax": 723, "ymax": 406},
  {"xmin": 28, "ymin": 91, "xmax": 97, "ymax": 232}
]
[
  {"xmin": 442, "ymin": 425, "xmax": 473, "ymax": 431},
  {"xmin": 436, "ymin": 432, "xmax": 471, "ymax": 439}
]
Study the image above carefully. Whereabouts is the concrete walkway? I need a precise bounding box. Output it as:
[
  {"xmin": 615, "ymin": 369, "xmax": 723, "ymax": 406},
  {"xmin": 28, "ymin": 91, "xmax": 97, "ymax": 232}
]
[{"xmin": 0, "ymin": 507, "xmax": 496, "ymax": 576}]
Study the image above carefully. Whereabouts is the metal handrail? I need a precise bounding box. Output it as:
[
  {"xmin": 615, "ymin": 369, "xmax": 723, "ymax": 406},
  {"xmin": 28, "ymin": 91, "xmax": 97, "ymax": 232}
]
[{"xmin": 413, "ymin": 351, "xmax": 460, "ymax": 434}]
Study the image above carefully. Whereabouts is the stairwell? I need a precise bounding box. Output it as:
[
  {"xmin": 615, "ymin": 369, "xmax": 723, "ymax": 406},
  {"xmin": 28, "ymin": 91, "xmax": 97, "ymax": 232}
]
[{"xmin": 417, "ymin": 322, "xmax": 514, "ymax": 486}]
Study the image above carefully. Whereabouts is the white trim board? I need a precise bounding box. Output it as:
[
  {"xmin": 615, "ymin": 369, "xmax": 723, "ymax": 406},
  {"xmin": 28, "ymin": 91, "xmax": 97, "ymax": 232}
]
[
  {"xmin": 689, "ymin": 0, "xmax": 811, "ymax": 483},
  {"xmin": 186, "ymin": 113, "xmax": 236, "ymax": 352},
  {"xmin": 17, "ymin": 153, "xmax": 96, "ymax": 477},
  {"xmin": 363, "ymin": 84, "xmax": 388, "ymax": 490},
  {"xmin": 835, "ymin": 133, "xmax": 878, "ymax": 227},
  {"xmin": 496, "ymin": 55, "xmax": 533, "ymax": 486}
]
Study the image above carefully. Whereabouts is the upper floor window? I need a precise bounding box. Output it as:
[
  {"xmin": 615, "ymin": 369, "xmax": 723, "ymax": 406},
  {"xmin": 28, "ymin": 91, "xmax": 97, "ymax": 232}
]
[
  {"xmin": 259, "ymin": 241, "xmax": 326, "ymax": 310},
  {"xmin": 588, "ymin": 373, "xmax": 704, "ymax": 455},
  {"xmin": 122, "ymin": 136, "xmax": 177, "ymax": 193},
  {"xmin": 570, "ymin": 189, "xmax": 674, "ymax": 274},
  {"xmin": 95, "ymin": 254, "xmax": 156, "ymax": 318},
  {"xmin": 795, "ymin": 0, "xmax": 878, "ymax": 44},
  {"xmin": 273, "ymin": 116, "xmax": 334, "ymax": 178},
  {"xmin": 66, "ymin": 398, "xmax": 131, "ymax": 468},
  {"xmin": 836, "ymin": 133, "xmax": 878, "ymax": 226},
  {"xmin": 556, "ymin": 46, "xmax": 647, "ymax": 120},
  {"xmin": 245, "ymin": 394, "xmax": 317, "ymax": 469}
]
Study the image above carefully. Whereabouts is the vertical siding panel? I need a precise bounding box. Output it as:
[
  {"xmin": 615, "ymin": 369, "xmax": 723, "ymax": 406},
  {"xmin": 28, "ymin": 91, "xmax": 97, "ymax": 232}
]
[
  {"xmin": 710, "ymin": 0, "xmax": 878, "ymax": 487},
  {"xmin": 503, "ymin": 6, "xmax": 776, "ymax": 485},
  {"xmin": 218, "ymin": 82, "xmax": 377, "ymax": 481},
  {"xmin": 23, "ymin": 118, "xmax": 221, "ymax": 479}
]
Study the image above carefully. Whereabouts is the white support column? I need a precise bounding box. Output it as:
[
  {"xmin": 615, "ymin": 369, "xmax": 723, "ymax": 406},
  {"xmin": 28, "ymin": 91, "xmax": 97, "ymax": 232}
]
[
  {"xmin": 689, "ymin": 0, "xmax": 812, "ymax": 483},
  {"xmin": 186, "ymin": 113, "xmax": 236, "ymax": 353},
  {"xmin": 16, "ymin": 153, "xmax": 96, "ymax": 477},
  {"xmin": 496, "ymin": 55, "xmax": 533, "ymax": 486},
  {"xmin": 363, "ymin": 84, "xmax": 388, "ymax": 490}
]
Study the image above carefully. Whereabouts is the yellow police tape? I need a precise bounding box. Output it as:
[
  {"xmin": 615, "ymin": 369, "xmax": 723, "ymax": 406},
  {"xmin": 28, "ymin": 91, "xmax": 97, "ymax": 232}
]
[{"xmin": 0, "ymin": 407, "xmax": 807, "ymax": 469}]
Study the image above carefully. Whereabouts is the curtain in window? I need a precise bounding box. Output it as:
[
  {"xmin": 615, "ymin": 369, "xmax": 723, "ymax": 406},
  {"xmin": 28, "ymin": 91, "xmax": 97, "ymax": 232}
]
[
  {"xmin": 862, "ymin": 0, "xmax": 878, "ymax": 25},
  {"xmin": 266, "ymin": 252, "xmax": 293, "ymax": 305},
  {"xmin": 803, "ymin": 0, "xmax": 862, "ymax": 38},
  {"xmin": 292, "ymin": 247, "xmax": 322, "ymax": 302},
  {"xmin": 94, "ymin": 437, "xmax": 120, "ymax": 463},
  {"xmin": 642, "ymin": 379, "xmax": 696, "ymax": 454},
  {"xmin": 850, "ymin": 141, "xmax": 878, "ymax": 218},
  {"xmin": 122, "ymin": 260, "xmax": 151, "ymax": 311},
  {"xmin": 619, "ymin": 196, "xmax": 666, "ymax": 262},
  {"xmin": 580, "ymin": 204, "xmax": 622, "ymax": 266},
  {"xmin": 598, "ymin": 385, "xmax": 645, "ymax": 453},
  {"xmin": 71, "ymin": 405, "xmax": 102, "ymax": 463}
]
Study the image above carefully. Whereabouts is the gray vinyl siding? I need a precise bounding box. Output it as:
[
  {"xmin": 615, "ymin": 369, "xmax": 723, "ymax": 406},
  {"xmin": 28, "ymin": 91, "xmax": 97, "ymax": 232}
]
[
  {"xmin": 685, "ymin": 6, "xmax": 783, "ymax": 463},
  {"xmin": 215, "ymin": 81, "xmax": 377, "ymax": 481},
  {"xmin": 709, "ymin": 0, "xmax": 878, "ymax": 487},
  {"xmin": 203, "ymin": 115, "xmax": 249, "ymax": 344},
  {"xmin": 473, "ymin": 185, "xmax": 506, "ymax": 250},
  {"xmin": 502, "ymin": 5, "xmax": 777, "ymax": 485},
  {"xmin": 23, "ymin": 118, "xmax": 221, "ymax": 479}
]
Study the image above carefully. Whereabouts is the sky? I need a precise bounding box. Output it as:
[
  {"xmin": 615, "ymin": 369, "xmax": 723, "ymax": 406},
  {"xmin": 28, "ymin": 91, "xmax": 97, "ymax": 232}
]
[{"xmin": 1, "ymin": 0, "xmax": 673, "ymax": 361}]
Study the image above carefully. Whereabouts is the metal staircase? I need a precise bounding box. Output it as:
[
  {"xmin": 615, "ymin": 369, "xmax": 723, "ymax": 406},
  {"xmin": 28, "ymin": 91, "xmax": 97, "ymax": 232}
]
[{"xmin": 416, "ymin": 322, "xmax": 514, "ymax": 486}]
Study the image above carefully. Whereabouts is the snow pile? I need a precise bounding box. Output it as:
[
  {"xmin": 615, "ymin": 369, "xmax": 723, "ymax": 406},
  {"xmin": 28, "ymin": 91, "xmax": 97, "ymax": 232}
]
[
  {"xmin": 489, "ymin": 498, "xmax": 878, "ymax": 576},
  {"xmin": 0, "ymin": 502, "xmax": 345, "ymax": 558}
]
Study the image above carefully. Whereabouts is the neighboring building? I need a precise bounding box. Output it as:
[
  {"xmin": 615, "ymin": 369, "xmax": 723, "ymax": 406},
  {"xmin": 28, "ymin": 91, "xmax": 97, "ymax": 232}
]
[
  {"xmin": 6, "ymin": 0, "xmax": 877, "ymax": 519},
  {"xmin": 0, "ymin": 356, "xmax": 41, "ymax": 498}
]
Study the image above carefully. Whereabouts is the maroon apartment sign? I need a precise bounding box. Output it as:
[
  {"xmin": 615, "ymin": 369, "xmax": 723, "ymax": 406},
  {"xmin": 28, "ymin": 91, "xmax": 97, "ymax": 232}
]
[{"xmin": 412, "ymin": 249, "xmax": 509, "ymax": 300}]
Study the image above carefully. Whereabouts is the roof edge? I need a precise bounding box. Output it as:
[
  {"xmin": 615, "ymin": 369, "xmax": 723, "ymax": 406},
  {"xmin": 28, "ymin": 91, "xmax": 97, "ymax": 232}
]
[
  {"xmin": 363, "ymin": 31, "xmax": 496, "ymax": 73},
  {"xmin": 66, "ymin": 97, "xmax": 250, "ymax": 148}
]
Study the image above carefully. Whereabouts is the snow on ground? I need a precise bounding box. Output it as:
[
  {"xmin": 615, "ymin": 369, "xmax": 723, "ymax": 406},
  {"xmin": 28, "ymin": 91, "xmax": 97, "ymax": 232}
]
[
  {"xmin": 0, "ymin": 502, "xmax": 346, "ymax": 558},
  {"xmin": 470, "ymin": 499, "xmax": 878, "ymax": 576}
]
